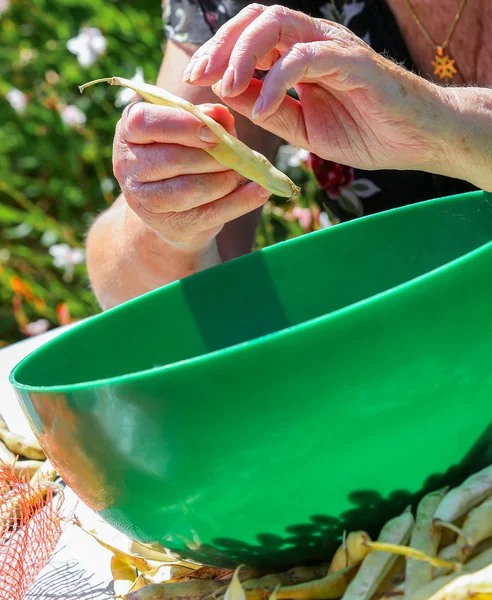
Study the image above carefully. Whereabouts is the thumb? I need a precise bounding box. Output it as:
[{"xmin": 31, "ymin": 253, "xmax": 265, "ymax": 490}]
[
  {"xmin": 199, "ymin": 103, "xmax": 237, "ymax": 137},
  {"xmin": 212, "ymin": 79, "xmax": 308, "ymax": 149}
]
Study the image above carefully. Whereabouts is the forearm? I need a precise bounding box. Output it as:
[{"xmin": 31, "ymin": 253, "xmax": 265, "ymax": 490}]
[
  {"xmin": 436, "ymin": 86, "xmax": 492, "ymax": 192},
  {"xmin": 86, "ymin": 198, "xmax": 222, "ymax": 309}
]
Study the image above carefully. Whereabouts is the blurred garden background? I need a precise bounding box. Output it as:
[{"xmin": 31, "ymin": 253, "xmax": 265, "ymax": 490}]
[{"xmin": 0, "ymin": 0, "xmax": 330, "ymax": 347}]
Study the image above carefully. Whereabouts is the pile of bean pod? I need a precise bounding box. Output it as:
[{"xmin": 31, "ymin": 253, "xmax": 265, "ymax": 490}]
[
  {"xmin": 77, "ymin": 464, "xmax": 492, "ymax": 600},
  {"xmin": 0, "ymin": 412, "xmax": 57, "ymax": 486}
]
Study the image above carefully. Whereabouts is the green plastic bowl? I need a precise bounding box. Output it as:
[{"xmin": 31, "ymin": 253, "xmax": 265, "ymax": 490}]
[{"xmin": 10, "ymin": 190, "xmax": 492, "ymax": 569}]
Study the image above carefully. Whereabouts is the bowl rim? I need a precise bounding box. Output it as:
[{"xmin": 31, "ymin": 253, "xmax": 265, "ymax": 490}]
[{"xmin": 10, "ymin": 190, "xmax": 492, "ymax": 393}]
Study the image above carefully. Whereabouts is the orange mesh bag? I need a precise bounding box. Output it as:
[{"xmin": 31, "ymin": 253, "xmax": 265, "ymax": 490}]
[{"xmin": 0, "ymin": 463, "xmax": 64, "ymax": 600}]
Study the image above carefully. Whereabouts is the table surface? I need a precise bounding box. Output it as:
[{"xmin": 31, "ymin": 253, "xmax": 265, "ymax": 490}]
[{"xmin": 0, "ymin": 325, "xmax": 115, "ymax": 599}]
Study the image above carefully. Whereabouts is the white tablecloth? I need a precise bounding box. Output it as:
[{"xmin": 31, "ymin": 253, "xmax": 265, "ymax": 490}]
[{"xmin": 0, "ymin": 325, "xmax": 115, "ymax": 599}]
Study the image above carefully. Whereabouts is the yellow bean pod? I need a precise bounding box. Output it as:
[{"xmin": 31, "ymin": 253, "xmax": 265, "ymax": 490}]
[
  {"xmin": 433, "ymin": 465, "xmax": 492, "ymax": 524},
  {"xmin": 0, "ymin": 414, "xmax": 45, "ymax": 460},
  {"xmin": 456, "ymin": 495, "xmax": 492, "ymax": 560},
  {"xmin": 80, "ymin": 77, "xmax": 301, "ymax": 199},
  {"xmin": 329, "ymin": 531, "xmax": 371, "ymax": 574},
  {"xmin": 341, "ymin": 509, "xmax": 414, "ymax": 600},
  {"xmin": 405, "ymin": 488, "xmax": 448, "ymax": 595}
]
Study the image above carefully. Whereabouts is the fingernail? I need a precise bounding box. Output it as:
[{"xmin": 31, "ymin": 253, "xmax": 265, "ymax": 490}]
[
  {"xmin": 259, "ymin": 186, "xmax": 271, "ymax": 198},
  {"xmin": 198, "ymin": 126, "xmax": 219, "ymax": 143},
  {"xmin": 183, "ymin": 60, "xmax": 194, "ymax": 82},
  {"xmin": 221, "ymin": 67, "xmax": 235, "ymax": 97},
  {"xmin": 252, "ymin": 96, "xmax": 264, "ymax": 120},
  {"xmin": 212, "ymin": 81, "xmax": 222, "ymax": 96},
  {"xmin": 190, "ymin": 56, "xmax": 209, "ymax": 82}
]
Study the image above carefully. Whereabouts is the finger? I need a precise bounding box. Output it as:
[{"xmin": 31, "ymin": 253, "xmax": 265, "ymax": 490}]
[
  {"xmin": 218, "ymin": 6, "xmax": 328, "ymax": 98},
  {"xmin": 183, "ymin": 3, "xmax": 266, "ymax": 85},
  {"xmin": 114, "ymin": 143, "xmax": 230, "ymax": 184},
  {"xmin": 117, "ymin": 102, "xmax": 235, "ymax": 146},
  {"xmin": 251, "ymin": 41, "xmax": 342, "ymax": 120},
  {"xmin": 213, "ymin": 78, "xmax": 308, "ymax": 149},
  {"xmin": 125, "ymin": 169, "xmax": 245, "ymax": 214},
  {"xmin": 161, "ymin": 182, "xmax": 272, "ymax": 240},
  {"xmin": 256, "ymin": 48, "xmax": 281, "ymax": 71}
]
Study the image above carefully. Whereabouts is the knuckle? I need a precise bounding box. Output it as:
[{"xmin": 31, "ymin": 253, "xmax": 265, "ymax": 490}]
[
  {"xmin": 265, "ymin": 5, "xmax": 290, "ymax": 21},
  {"xmin": 244, "ymin": 3, "xmax": 265, "ymax": 18},
  {"xmin": 114, "ymin": 117, "xmax": 124, "ymax": 141},
  {"xmin": 112, "ymin": 150, "xmax": 129, "ymax": 183},
  {"xmin": 121, "ymin": 102, "xmax": 147, "ymax": 140},
  {"xmin": 121, "ymin": 178, "xmax": 144, "ymax": 206},
  {"xmin": 291, "ymin": 42, "xmax": 310, "ymax": 61},
  {"xmin": 112, "ymin": 140, "xmax": 138, "ymax": 184}
]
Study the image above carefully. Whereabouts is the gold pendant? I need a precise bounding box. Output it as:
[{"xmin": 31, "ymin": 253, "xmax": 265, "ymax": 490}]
[{"xmin": 432, "ymin": 46, "xmax": 457, "ymax": 81}]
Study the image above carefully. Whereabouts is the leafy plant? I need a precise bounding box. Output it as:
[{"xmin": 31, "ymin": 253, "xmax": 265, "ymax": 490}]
[{"xmin": 0, "ymin": 0, "xmax": 326, "ymax": 347}]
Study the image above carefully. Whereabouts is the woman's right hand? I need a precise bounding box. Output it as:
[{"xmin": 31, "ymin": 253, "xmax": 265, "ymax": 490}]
[{"xmin": 112, "ymin": 101, "xmax": 272, "ymax": 252}]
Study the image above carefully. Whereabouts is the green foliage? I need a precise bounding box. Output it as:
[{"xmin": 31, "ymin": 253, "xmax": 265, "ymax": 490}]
[{"xmin": 0, "ymin": 0, "xmax": 322, "ymax": 347}]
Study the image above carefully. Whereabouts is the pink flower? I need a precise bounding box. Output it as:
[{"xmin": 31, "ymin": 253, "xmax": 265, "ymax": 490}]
[
  {"xmin": 205, "ymin": 12, "xmax": 218, "ymax": 27},
  {"xmin": 292, "ymin": 207, "xmax": 313, "ymax": 232},
  {"xmin": 0, "ymin": 0, "xmax": 10, "ymax": 15}
]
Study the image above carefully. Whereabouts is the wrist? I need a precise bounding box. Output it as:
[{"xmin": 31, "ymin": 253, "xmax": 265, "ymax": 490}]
[
  {"xmin": 87, "ymin": 199, "xmax": 223, "ymax": 310},
  {"xmin": 429, "ymin": 86, "xmax": 492, "ymax": 192},
  {"xmin": 123, "ymin": 203, "xmax": 222, "ymax": 278}
]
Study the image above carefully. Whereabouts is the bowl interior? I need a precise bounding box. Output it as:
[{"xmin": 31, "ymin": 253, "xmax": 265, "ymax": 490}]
[{"xmin": 12, "ymin": 190, "xmax": 492, "ymax": 389}]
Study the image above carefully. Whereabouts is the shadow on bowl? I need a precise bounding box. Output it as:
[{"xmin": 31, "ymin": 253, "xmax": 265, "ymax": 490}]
[{"xmin": 177, "ymin": 422, "xmax": 492, "ymax": 569}]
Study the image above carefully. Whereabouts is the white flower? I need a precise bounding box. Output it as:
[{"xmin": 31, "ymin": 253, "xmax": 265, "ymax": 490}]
[
  {"xmin": 115, "ymin": 67, "xmax": 145, "ymax": 107},
  {"xmin": 24, "ymin": 319, "xmax": 50, "ymax": 337},
  {"xmin": 61, "ymin": 105, "xmax": 86, "ymax": 127},
  {"xmin": 100, "ymin": 178, "xmax": 115, "ymax": 193},
  {"xmin": 287, "ymin": 148, "xmax": 310, "ymax": 168},
  {"xmin": 49, "ymin": 243, "xmax": 85, "ymax": 280},
  {"xmin": 319, "ymin": 211, "xmax": 334, "ymax": 229},
  {"xmin": 7, "ymin": 88, "xmax": 27, "ymax": 113},
  {"xmin": 276, "ymin": 145, "xmax": 309, "ymax": 172},
  {"xmin": 0, "ymin": 0, "xmax": 10, "ymax": 15},
  {"xmin": 67, "ymin": 26, "xmax": 107, "ymax": 67}
]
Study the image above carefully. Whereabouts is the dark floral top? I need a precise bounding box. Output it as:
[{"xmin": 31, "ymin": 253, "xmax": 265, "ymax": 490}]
[{"xmin": 162, "ymin": 0, "xmax": 477, "ymax": 223}]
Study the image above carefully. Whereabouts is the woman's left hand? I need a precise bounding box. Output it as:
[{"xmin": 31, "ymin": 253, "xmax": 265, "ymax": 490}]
[{"xmin": 182, "ymin": 4, "xmax": 468, "ymax": 179}]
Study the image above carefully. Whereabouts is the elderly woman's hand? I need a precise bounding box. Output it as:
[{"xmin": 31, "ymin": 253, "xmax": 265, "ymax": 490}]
[{"xmin": 183, "ymin": 4, "xmax": 491, "ymax": 188}]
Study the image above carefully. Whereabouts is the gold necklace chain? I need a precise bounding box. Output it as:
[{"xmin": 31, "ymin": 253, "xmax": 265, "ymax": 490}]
[{"xmin": 402, "ymin": 0, "xmax": 468, "ymax": 81}]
